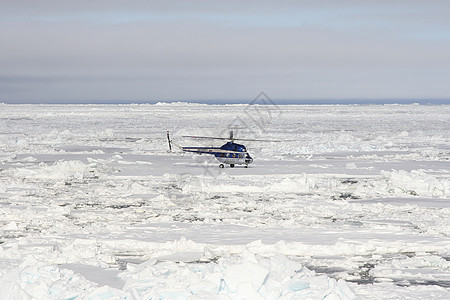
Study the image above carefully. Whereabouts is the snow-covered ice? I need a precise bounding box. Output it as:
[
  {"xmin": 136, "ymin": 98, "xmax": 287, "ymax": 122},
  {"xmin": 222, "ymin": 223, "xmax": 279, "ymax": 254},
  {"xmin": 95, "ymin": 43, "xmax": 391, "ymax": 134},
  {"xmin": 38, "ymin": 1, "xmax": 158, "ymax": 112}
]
[{"xmin": 0, "ymin": 103, "xmax": 449, "ymax": 299}]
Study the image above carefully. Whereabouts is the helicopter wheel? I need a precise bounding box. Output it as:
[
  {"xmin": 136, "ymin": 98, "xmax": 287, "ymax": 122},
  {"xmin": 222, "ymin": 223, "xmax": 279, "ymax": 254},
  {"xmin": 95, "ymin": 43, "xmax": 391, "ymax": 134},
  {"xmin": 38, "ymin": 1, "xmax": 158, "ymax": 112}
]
[
  {"xmin": 219, "ymin": 164, "xmax": 224, "ymax": 168},
  {"xmin": 244, "ymin": 165, "xmax": 248, "ymax": 168},
  {"xmin": 230, "ymin": 164, "xmax": 235, "ymax": 168}
]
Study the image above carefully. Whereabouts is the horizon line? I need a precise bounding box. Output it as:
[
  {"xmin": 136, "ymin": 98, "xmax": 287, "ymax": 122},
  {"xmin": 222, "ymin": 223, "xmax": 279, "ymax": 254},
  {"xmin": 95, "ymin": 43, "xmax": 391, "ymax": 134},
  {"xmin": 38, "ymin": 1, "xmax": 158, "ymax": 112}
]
[{"xmin": 2, "ymin": 98, "xmax": 449, "ymax": 105}]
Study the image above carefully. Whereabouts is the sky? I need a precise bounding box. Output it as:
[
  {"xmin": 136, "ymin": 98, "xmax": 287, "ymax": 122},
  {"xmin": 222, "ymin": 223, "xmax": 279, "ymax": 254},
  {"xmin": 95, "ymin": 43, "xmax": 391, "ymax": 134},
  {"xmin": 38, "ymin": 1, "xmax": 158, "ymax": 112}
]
[{"xmin": 1, "ymin": 0, "xmax": 450, "ymax": 104}]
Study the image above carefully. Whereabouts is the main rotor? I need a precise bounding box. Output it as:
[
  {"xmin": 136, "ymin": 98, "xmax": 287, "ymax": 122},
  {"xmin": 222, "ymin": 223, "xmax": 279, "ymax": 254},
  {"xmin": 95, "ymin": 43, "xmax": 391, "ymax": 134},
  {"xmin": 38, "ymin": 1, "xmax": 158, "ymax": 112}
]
[{"xmin": 182, "ymin": 130, "xmax": 279, "ymax": 143}]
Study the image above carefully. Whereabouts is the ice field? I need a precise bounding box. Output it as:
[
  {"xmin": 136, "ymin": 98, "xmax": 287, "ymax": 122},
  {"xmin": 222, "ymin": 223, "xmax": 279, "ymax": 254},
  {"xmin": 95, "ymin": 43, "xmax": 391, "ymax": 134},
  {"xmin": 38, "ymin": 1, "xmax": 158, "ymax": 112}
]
[{"xmin": 0, "ymin": 103, "xmax": 449, "ymax": 299}]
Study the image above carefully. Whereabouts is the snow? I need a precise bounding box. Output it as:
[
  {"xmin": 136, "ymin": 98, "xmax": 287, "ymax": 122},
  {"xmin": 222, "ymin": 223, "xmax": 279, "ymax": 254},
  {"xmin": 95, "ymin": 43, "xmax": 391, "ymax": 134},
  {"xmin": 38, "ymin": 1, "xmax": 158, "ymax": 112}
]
[{"xmin": 0, "ymin": 103, "xmax": 449, "ymax": 299}]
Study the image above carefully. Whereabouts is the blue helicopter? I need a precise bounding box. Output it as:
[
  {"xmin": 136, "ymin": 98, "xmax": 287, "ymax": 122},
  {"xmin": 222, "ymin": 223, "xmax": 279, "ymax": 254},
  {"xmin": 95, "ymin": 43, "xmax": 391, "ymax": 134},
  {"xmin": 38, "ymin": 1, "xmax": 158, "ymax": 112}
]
[{"xmin": 167, "ymin": 130, "xmax": 274, "ymax": 168}]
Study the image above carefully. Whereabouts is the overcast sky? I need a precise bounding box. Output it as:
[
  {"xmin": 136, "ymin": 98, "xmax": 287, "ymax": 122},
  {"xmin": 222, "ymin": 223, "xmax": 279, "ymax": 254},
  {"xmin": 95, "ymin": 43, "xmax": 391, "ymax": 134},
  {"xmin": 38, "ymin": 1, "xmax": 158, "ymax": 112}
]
[{"xmin": 1, "ymin": 1, "xmax": 450, "ymax": 103}]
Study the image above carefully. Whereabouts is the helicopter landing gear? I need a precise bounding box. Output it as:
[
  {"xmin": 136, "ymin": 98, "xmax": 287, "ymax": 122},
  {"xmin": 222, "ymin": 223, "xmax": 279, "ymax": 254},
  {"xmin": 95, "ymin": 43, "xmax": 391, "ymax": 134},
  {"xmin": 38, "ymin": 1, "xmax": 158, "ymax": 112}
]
[
  {"xmin": 244, "ymin": 165, "xmax": 248, "ymax": 168},
  {"xmin": 230, "ymin": 164, "xmax": 235, "ymax": 168},
  {"xmin": 219, "ymin": 164, "xmax": 224, "ymax": 168}
]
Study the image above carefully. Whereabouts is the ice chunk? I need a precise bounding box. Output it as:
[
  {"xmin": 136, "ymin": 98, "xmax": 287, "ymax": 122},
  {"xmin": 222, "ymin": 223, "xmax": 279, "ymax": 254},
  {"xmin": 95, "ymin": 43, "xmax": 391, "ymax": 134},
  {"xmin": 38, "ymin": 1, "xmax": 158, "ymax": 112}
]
[
  {"xmin": 0, "ymin": 270, "xmax": 33, "ymax": 300},
  {"xmin": 236, "ymin": 282, "xmax": 265, "ymax": 300},
  {"xmin": 188, "ymin": 290, "xmax": 222, "ymax": 300},
  {"xmin": 144, "ymin": 286, "xmax": 191, "ymax": 299},
  {"xmin": 80, "ymin": 285, "xmax": 127, "ymax": 299},
  {"xmin": 346, "ymin": 163, "xmax": 357, "ymax": 170},
  {"xmin": 268, "ymin": 254, "xmax": 303, "ymax": 281},
  {"xmin": 336, "ymin": 279, "xmax": 357, "ymax": 299},
  {"xmin": 1, "ymin": 221, "xmax": 19, "ymax": 231},
  {"xmin": 224, "ymin": 262, "xmax": 268, "ymax": 292},
  {"xmin": 286, "ymin": 279, "xmax": 309, "ymax": 291}
]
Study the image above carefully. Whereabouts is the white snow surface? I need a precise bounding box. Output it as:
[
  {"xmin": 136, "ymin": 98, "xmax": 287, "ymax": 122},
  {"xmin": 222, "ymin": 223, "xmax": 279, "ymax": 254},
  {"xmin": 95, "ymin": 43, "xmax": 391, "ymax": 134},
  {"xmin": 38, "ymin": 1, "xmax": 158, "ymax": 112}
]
[{"xmin": 0, "ymin": 103, "xmax": 449, "ymax": 299}]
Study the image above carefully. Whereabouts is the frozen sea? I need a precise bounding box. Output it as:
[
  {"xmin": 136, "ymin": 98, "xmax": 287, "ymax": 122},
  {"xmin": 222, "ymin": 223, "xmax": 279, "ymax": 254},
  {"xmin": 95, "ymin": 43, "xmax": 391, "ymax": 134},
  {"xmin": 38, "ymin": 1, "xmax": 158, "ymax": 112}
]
[{"xmin": 0, "ymin": 103, "xmax": 449, "ymax": 299}]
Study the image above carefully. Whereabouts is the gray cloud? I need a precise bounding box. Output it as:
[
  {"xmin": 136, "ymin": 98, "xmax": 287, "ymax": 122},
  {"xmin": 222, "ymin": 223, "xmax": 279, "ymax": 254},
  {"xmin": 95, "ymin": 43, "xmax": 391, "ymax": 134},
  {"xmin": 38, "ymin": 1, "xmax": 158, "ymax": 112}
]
[{"xmin": 1, "ymin": 1, "xmax": 450, "ymax": 103}]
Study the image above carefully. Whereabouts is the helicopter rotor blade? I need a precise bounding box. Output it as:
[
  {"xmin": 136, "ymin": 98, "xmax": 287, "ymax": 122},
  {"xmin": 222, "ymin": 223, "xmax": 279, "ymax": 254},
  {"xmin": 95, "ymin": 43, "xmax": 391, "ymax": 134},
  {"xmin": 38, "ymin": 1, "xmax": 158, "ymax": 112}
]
[
  {"xmin": 181, "ymin": 135, "xmax": 231, "ymax": 140},
  {"xmin": 182, "ymin": 135, "xmax": 281, "ymax": 142},
  {"xmin": 232, "ymin": 138, "xmax": 282, "ymax": 142}
]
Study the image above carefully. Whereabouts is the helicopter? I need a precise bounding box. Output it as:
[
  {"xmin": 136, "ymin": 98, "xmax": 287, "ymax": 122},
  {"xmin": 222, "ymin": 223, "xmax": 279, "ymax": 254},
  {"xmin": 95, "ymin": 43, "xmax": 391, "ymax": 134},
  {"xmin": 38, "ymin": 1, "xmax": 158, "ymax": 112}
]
[{"xmin": 166, "ymin": 130, "xmax": 276, "ymax": 168}]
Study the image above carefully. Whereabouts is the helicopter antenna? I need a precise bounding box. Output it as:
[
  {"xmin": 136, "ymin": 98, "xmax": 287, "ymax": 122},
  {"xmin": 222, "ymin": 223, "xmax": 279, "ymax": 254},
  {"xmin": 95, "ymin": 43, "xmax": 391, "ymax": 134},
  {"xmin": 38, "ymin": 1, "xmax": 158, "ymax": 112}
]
[
  {"xmin": 230, "ymin": 131, "xmax": 234, "ymax": 143},
  {"xmin": 166, "ymin": 130, "xmax": 172, "ymax": 152}
]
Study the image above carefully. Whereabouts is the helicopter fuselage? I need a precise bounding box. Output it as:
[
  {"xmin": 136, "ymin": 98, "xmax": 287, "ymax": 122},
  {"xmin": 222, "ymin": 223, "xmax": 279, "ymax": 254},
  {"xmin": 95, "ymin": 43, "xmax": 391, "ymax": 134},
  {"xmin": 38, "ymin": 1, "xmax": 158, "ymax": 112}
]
[{"xmin": 181, "ymin": 142, "xmax": 253, "ymax": 167}]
